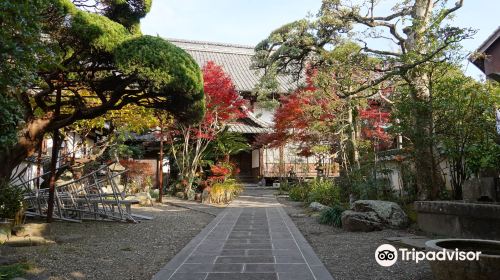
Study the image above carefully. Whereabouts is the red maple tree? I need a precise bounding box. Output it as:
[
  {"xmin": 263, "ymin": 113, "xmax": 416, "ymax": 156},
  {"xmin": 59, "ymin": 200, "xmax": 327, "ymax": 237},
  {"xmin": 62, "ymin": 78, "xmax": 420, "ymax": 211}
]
[
  {"xmin": 166, "ymin": 61, "xmax": 247, "ymax": 190},
  {"xmin": 201, "ymin": 61, "xmax": 246, "ymax": 135},
  {"xmin": 359, "ymin": 101, "xmax": 392, "ymax": 148},
  {"xmin": 256, "ymin": 70, "xmax": 393, "ymax": 157}
]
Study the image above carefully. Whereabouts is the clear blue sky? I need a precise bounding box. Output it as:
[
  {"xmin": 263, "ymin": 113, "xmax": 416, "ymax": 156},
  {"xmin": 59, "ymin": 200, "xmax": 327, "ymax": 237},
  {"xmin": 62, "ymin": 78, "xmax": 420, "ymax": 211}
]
[{"xmin": 141, "ymin": 0, "xmax": 499, "ymax": 79}]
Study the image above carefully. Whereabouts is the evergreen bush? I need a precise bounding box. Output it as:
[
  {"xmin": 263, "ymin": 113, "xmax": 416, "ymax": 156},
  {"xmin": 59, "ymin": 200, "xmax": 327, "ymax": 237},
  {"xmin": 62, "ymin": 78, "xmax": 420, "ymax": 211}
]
[
  {"xmin": 307, "ymin": 179, "xmax": 341, "ymax": 207},
  {"xmin": 318, "ymin": 205, "xmax": 345, "ymax": 227}
]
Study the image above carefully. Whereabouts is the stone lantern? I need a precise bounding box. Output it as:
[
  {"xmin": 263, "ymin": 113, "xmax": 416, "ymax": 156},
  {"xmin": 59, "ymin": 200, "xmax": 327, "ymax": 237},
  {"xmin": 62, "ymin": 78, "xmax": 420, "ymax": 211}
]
[{"xmin": 315, "ymin": 163, "xmax": 324, "ymax": 178}]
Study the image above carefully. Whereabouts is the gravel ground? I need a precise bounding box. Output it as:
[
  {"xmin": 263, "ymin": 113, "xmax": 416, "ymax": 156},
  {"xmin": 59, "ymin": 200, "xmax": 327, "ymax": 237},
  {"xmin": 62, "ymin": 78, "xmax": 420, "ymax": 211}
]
[
  {"xmin": 5, "ymin": 202, "xmax": 217, "ymax": 280},
  {"xmin": 278, "ymin": 197, "xmax": 433, "ymax": 280}
]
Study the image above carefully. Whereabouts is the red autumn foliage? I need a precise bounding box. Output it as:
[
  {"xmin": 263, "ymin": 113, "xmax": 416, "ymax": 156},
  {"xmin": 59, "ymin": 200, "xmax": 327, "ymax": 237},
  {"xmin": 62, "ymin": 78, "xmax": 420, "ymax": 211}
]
[
  {"xmin": 207, "ymin": 164, "xmax": 230, "ymax": 183},
  {"xmin": 256, "ymin": 71, "xmax": 335, "ymax": 150},
  {"xmin": 200, "ymin": 61, "xmax": 247, "ymax": 137},
  {"xmin": 210, "ymin": 164, "xmax": 231, "ymax": 177},
  {"xmin": 119, "ymin": 160, "xmax": 155, "ymax": 188},
  {"xmin": 120, "ymin": 160, "xmax": 155, "ymax": 177},
  {"xmin": 359, "ymin": 101, "xmax": 392, "ymax": 146},
  {"xmin": 163, "ymin": 61, "xmax": 247, "ymax": 142},
  {"xmin": 256, "ymin": 70, "xmax": 393, "ymax": 153}
]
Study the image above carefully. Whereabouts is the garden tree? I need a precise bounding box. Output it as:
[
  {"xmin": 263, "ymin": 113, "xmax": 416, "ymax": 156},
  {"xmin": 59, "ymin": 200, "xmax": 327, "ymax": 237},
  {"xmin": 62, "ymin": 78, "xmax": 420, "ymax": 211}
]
[
  {"xmin": 253, "ymin": 0, "xmax": 472, "ymax": 199},
  {"xmin": 0, "ymin": 0, "xmax": 206, "ymax": 181},
  {"xmin": 258, "ymin": 69, "xmax": 391, "ymax": 176},
  {"xmin": 394, "ymin": 64, "xmax": 500, "ymax": 199},
  {"xmin": 68, "ymin": 104, "xmax": 158, "ymax": 162},
  {"xmin": 168, "ymin": 61, "xmax": 246, "ymax": 192},
  {"xmin": 256, "ymin": 42, "xmax": 390, "ymax": 175},
  {"xmin": 359, "ymin": 102, "xmax": 392, "ymax": 150},
  {"xmin": 0, "ymin": 0, "xmax": 47, "ymax": 165}
]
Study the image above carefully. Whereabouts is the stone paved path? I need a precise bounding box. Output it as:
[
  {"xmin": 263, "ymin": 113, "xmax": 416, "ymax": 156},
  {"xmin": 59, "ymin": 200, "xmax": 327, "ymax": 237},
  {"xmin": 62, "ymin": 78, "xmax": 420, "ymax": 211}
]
[{"xmin": 152, "ymin": 189, "xmax": 334, "ymax": 280}]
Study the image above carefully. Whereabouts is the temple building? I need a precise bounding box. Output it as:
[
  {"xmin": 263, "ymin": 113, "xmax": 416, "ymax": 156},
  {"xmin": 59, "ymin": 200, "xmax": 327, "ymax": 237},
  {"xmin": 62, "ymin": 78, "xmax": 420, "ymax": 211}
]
[{"xmin": 171, "ymin": 39, "xmax": 336, "ymax": 183}]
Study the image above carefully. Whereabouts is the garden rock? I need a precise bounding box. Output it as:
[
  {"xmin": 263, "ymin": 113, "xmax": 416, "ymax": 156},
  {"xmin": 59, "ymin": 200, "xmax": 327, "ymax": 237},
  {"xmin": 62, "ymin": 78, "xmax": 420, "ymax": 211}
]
[
  {"xmin": 352, "ymin": 200, "xmax": 409, "ymax": 228},
  {"xmin": 309, "ymin": 202, "xmax": 330, "ymax": 212},
  {"xmin": 341, "ymin": 210, "xmax": 383, "ymax": 232},
  {"xmin": 0, "ymin": 221, "xmax": 11, "ymax": 243},
  {"xmin": 201, "ymin": 189, "xmax": 210, "ymax": 204},
  {"xmin": 11, "ymin": 225, "xmax": 26, "ymax": 237},
  {"xmin": 291, "ymin": 213, "xmax": 307, "ymax": 218},
  {"xmin": 132, "ymin": 192, "xmax": 153, "ymax": 206},
  {"xmin": 5, "ymin": 236, "xmax": 56, "ymax": 247},
  {"xmin": 175, "ymin": 191, "xmax": 186, "ymax": 199},
  {"xmin": 14, "ymin": 223, "xmax": 50, "ymax": 237},
  {"xmin": 195, "ymin": 193, "xmax": 202, "ymax": 201},
  {"xmin": 186, "ymin": 189, "xmax": 195, "ymax": 201}
]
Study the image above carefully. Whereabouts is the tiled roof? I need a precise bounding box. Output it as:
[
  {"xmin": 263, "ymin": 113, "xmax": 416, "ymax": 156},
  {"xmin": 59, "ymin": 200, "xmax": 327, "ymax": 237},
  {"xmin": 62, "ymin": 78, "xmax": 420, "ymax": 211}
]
[
  {"xmin": 227, "ymin": 123, "xmax": 271, "ymax": 134},
  {"xmin": 169, "ymin": 38, "xmax": 296, "ymax": 93},
  {"xmin": 227, "ymin": 107, "xmax": 272, "ymax": 134}
]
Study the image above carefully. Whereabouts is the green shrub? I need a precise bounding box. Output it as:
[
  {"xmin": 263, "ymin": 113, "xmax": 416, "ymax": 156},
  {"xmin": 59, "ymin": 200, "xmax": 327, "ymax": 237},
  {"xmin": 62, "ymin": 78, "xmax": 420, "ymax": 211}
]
[
  {"xmin": 289, "ymin": 183, "xmax": 309, "ymax": 201},
  {"xmin": 341, "ymin": 165, "xmax": 398, "ymax": 202},
  {"xmin": 209, "ymin": 179, "xmax": 243, "ymax": 204},
  {"xmin": 149, "ymin": 189, "xmax": 159, "ymax": 199},
  {"xmin": 0, "ymin": 182, "xmax": 24, "ymax": 219},
  {"xmin": 278, "ymin": 180, "xmax": 292, "ymax": 192},
  {"xmin": 318, "ymin": 205, "xmax": 345, "ymax": 227},
  {"xmin": 307, "ymin": 179, "xmax": 341, "ymax": 207}
]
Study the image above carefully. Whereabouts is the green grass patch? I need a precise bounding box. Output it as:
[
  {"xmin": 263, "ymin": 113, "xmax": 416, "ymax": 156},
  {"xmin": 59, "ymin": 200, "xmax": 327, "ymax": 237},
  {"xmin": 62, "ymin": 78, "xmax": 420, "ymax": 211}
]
[{"xmin": 0, "ymin": 263, "xmax": 30, "ymax": 280}]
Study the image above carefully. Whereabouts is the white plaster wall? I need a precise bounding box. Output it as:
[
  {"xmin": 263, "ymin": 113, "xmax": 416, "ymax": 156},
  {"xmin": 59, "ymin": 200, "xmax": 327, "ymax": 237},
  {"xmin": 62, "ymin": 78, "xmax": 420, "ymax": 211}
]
[
  {"xmin": 251, "ymin": 149, "xmax": 260, "ymax": 168},
  {"xmin": 253, "ymin": 105, "xmax": 275, "ymax": 124}
]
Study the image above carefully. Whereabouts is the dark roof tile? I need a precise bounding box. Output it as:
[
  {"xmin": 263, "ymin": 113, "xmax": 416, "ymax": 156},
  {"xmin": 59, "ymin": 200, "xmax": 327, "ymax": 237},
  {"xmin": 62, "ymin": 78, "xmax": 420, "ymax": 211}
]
[{"xmin": 169, "ymin": 38, "xmax": 297, "ymax": 93}]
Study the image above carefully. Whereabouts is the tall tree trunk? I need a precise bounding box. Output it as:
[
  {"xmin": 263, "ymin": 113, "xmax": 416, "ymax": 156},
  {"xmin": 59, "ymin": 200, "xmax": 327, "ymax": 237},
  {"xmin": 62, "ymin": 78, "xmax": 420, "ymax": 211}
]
[
  {"xmin": 46, "ymin": 129, "xmax": 60, "ymax": 222},
  {"xmin": 46, "ymin": 87, "xmax": 62, "ymax": 222},
  {"xmin": 412, "ymin": 101, "xmax": 435, "ymax": 198},
  {"xmin": 404, "ymin": 0, "xmax": 444, "ymax": 199},
  {"xmin": 410, "ymin": 85, "xmax": 444, "ymax": 199},
  {"xmin": 347, "ymin": 99, "xmax": 360, "ymax": 170}
]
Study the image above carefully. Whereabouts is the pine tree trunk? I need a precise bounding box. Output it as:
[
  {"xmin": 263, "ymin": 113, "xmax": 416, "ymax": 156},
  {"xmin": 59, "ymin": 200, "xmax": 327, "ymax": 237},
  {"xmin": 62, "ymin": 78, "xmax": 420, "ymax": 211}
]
[
  {"xmin": 46, "ymin": 129, "xmax": 60, "ymax": 222},
  {"xmin": 0, "ymin": 118, "xmax": 51, "ymax": 182},
  {"xmin": 46, "ymin": 88, "xmax": 62, "ymax": 222}
]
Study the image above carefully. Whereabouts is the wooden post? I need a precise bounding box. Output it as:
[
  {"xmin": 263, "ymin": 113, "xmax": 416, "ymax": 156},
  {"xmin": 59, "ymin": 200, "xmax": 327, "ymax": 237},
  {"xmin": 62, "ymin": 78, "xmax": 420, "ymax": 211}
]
[
  {"xmin": 259, "ymin": 148, "xmax": 264, "ymax": 178},
  {"xmin": 155, "ymin": 113, "xmax": 165, "ymax": 203},
  {"xmin": 158, "ymin": 126, "xmax": 164, "ymax": 203}
]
